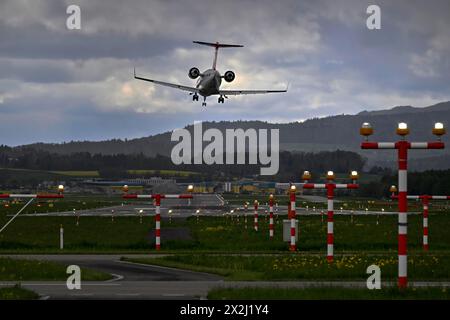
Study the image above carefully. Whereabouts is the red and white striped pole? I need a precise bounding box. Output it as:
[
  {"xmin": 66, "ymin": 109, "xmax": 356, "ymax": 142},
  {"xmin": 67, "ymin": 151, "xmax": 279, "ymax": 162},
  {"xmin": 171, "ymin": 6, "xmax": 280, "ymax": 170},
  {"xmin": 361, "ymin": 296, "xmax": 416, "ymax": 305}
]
[
  {"xmin": 122, "ymin": 189, "xmax": 193, "ymax": 251},
  {"xmin": 289, "ymin": 185, "xmax": 296, "ymax": 251},
  {"xmin": 155, "ymin": 194, "xmax": 161, "ymax": 250},
  {"xmin": 392, "ymin": 193, "xmax": 450, "ymax": 251},
  {"xmin": 326, "ymin": 182, "xmax": 335, "ymax": 263},
  {"xmin": 303, "ymin": 171, "xmax": 358, "ymax": 262},
  {"xmin": 254, "ymin": 200, "xmax": 259, "ymax": 232},
  {"xmin": 422, "ymin": 197, "xmax": 429, "ymax": 251},
  {"xmin": 361, "ymin": 121, "xmax": 445, "ymax": 288},
  {"xmin": 269, "ymin": 194, "xmax": 274, "ymax": 239}
]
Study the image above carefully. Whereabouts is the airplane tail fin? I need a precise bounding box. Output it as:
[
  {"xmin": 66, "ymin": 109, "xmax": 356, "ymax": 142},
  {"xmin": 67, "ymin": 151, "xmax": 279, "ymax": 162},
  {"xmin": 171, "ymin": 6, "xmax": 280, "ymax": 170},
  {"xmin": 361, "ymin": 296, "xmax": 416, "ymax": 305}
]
[{"xmin": 193, "ymin": 41, "xmax": 244, "ymax": 70}]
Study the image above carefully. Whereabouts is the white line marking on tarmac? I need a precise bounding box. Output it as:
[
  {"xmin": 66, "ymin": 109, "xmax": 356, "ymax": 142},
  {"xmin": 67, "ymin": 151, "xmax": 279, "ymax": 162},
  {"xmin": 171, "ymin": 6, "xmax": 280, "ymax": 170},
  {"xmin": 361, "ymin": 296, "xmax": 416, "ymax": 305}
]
[
  {"xmin": 12, "ymin": 283, "xmax": 120, "ymax": 286},
  {"xmin": 105, "ymin": 273, "xmax": 124, "ymax": 282},
  {"xmin": 162, "ymin": 293, "xmax": 185, "ymax": 297},
  {"xmin": 117, "ymin": 259, "xmax": 223, "ymax": 277}
]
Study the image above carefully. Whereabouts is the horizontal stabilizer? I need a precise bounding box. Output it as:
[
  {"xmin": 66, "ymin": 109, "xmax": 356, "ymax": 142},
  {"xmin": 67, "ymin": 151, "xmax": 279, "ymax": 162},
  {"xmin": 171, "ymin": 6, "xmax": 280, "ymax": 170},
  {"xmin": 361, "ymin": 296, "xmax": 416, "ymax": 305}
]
[{"xmin": 193, "ymin": 41, "xmax": 244, "ymax": 48}]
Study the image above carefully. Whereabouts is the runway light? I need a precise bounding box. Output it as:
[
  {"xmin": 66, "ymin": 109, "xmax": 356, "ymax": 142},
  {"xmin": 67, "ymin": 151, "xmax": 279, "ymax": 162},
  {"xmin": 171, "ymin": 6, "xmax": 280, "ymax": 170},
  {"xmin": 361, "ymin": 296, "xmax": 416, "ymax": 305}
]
[
  {"xmin": 122, "ymin": 185, "xmax": 129, "ymax": 193},
  {"xmin": 302, "ymin": 170, "xmax": 311, "ymax": 181},
  {"xmin": 168, "ymin": 209, "xmax": 172, "ymax": 214},
  {"xmin": 433, "ymin": 122, "xmax": 446, "ymax": 138},
  {"xmin": 139, "ymin": 209, "xmax": 143, "ymax": 214},
  {"xmin": 187, "ymin": 184, "xmax": 194, "ymax": 192},
  {"xmin": 196, "ymin": 209, "xmax": 200, "ymax": 214},
  {"xmin": 58, "ymin": 185, "xmax": 64, "ymax": 193},
  {"xmin": 396, "ymin": 122, "xmax": 409, "ymax": 136},
  {"xmin": 360, "ymin": 122, "xmax": 373, "ymax": 139},
  {"xmin": 326, "ymin": 171, "xmax": 335, "ymax": 180},
  {"xmin": 269, "ymin": 194, "xmax": 274, "ymax": 200},
  {"xmin": 290, "ymin": 185, "xmax": 296, "ymax": 192},
  {"xmin": 254, "ymin": 200, "xmax": 259, "ymax": 205},
  {"xmin": 350, "ymin": 170, "xmax": 359, "ymax": 181},
  {"xmin": 390, "ymin": 185, "xmax": 397, "ymax": 193}
]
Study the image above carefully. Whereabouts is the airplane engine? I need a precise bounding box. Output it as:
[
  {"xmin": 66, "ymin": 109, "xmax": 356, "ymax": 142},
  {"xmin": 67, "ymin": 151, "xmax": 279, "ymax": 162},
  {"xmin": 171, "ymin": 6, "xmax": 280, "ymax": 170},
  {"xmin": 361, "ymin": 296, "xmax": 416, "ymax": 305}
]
[
  {"xmin": 224, "ymin": 70, "xmax": 235, "ymax": 82},
  {"xmin": 188, "ymin": 67, "xmax": 200, "ymax": 79}
]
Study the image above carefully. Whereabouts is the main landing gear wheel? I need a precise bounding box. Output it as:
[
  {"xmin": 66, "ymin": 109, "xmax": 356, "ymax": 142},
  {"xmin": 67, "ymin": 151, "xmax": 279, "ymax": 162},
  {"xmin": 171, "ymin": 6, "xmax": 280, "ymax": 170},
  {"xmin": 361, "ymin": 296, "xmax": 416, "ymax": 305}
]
[
  {"xmin": 192, "ymin": 93, "xmax": 199, "ymax": 101},
  {"xmin": 202, "ymin": 102, "xmax": 207, "ymax": 107},
  {"xmin": 218, "ymin": 96, "xmax": 225, "ymax": 103}
]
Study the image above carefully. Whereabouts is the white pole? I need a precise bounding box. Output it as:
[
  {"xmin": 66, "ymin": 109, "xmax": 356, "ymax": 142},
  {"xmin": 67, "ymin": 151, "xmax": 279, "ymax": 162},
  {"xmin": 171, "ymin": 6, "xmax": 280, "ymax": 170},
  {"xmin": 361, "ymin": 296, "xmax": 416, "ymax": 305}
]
[{"xmin": 60, "ymin": 224, "xmax": 64, "ymax": 250}]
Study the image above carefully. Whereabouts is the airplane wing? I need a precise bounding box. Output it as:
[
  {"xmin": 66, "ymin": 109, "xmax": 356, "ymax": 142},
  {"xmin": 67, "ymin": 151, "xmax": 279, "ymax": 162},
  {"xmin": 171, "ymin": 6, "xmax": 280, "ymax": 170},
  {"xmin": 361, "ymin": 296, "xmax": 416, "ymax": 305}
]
[
  {"xmin": 219, "ymin": 88, "xmax": 287, "ymax": 95},
  {"xmin": 134, "ymin": 70, "xmax": 199, "ymax": 93}
]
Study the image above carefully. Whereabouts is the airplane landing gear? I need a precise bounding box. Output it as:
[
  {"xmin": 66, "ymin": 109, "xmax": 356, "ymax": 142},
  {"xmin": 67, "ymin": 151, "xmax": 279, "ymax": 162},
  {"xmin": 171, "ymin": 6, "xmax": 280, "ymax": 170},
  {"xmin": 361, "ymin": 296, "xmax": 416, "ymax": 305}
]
[
  {"xmin": 202, "ymin": 96, "xmax": 207, "ymax": 107},
  {"xmin": 192, "ymin": 93, "xmax": 199, "ymax": 101},
  {"xmin": 218, "ymin": 96, "xmax": 225, "ymax": 103}
]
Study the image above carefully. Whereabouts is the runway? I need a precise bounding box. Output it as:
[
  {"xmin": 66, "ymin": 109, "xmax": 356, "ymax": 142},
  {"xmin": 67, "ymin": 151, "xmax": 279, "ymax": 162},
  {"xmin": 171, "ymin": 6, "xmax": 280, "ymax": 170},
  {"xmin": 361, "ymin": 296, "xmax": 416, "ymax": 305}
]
[{"xmin": 1, "ymin": 254, "xmax": 449, "ymax": 299}]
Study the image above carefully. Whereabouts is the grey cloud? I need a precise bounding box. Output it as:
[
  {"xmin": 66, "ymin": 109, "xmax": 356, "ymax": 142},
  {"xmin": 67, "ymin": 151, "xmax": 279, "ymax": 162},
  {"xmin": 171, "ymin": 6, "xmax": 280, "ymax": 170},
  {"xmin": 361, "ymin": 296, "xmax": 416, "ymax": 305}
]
[{"xmin": 0, "ymin": 0, "xmax": 449, "ymax": 145}]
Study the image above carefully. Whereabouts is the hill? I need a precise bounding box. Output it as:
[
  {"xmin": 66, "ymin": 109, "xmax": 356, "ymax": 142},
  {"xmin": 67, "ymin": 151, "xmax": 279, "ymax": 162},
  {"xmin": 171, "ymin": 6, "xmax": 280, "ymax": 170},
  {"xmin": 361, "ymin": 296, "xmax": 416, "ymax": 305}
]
[{"xmin": 12, "ymin": 101, "xmax": 450, "ymax": 171}]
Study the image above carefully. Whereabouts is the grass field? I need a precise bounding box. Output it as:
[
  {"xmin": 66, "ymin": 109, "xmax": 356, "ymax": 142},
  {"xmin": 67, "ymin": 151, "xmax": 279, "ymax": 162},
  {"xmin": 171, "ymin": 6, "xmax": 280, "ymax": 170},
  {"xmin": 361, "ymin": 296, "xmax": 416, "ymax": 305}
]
[
  {"xmin": 207, "ymin": 287, "xmax": 450, "ymax": 300},
  {"xmin": 0, "ymin": 257, "xmax": 111, "ymax": 281},
  {"xmin": 1, "ymin": 212, "xmax": 450, "ymax": 253},
  {"xmin": 51, "ymin": 170, "xmax": 100, "ymax": 177},
  {"xmin": 124, "ymin": 252, "xmax": 450, "ymax": 281},
  {"xmin": 0, "ymin": 285, "xmax": 39, "ymax": 300}
]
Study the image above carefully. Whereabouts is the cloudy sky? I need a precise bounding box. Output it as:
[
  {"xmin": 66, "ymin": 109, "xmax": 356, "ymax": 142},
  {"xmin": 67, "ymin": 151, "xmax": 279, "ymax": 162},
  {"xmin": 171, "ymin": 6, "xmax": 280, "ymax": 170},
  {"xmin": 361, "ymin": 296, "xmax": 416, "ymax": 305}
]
[{"xmin": 1, "ymin": 0, "xmax": 449, "ymax": 146}]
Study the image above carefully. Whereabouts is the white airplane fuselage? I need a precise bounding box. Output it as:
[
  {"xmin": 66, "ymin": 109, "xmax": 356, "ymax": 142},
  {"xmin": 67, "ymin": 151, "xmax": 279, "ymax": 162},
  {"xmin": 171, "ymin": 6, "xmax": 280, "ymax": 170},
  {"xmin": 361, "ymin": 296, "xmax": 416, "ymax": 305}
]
[{"xmin": 196, "ymin": 69, "xmax": 222, "ymax": 97}]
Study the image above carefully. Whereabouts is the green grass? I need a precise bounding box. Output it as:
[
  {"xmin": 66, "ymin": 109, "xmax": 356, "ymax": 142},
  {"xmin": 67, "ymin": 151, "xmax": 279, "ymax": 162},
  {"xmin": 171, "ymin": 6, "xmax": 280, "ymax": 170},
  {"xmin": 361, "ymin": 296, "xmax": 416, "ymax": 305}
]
[
  {"xmin": 0, "ymin": 257, "xmax": 111, "ymax": 281},
  {"xmin": 207, "ymin": 286, "xmax": 450, "ymax": 300},
  {"xmin": 51, "ymin": 170, "xmax": 100, "ymax": 177},
  {"xmin": 124, "ymin": 253, "xmax": 450, "ymax": 281},
  {"xmin": 1, "ymin": 212, "xmax": 450, "ymax": 253},
  {"xmin": 0, "ymin": 285, "xmax": 39, "ymax": 300}
]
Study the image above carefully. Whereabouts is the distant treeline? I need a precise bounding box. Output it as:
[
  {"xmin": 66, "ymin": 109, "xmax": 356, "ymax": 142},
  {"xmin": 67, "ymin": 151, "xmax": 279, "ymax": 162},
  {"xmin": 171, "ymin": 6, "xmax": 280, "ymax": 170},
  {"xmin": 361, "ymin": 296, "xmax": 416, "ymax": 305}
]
[
  {"xmin": 0, "ymin": 146, "xmax": 365, "ymax": 181},
  {"xmin": 1, "ymin": 145, "xmax": 449, "ymax": 197},
  {"xmin": 357, "ymin": 167, "xmax": 450, "ymax": 198}
]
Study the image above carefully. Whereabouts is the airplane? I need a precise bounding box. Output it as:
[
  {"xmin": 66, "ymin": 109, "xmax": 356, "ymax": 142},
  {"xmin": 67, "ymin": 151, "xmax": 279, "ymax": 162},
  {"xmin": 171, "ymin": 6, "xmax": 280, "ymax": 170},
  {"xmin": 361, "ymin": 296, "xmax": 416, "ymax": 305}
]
[{"xmin": 133, "ymin": 41, "xmax": 288, "ymax": 107}]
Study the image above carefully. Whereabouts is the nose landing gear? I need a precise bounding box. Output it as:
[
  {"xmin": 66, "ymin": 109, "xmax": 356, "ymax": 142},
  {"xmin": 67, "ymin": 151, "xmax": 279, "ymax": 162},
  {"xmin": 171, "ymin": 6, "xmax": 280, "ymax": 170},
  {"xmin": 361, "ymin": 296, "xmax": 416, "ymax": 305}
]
[
  {"xmin": 218, "ymin": 96, "xmax": 225, "ymax": 104},
  {"xmin": 192, "ymin": 93, "xmax": 199, "ymax": 101},
  {"xmin": 202, "ymin": 96, "xmax": 207, "ymax": 107}
]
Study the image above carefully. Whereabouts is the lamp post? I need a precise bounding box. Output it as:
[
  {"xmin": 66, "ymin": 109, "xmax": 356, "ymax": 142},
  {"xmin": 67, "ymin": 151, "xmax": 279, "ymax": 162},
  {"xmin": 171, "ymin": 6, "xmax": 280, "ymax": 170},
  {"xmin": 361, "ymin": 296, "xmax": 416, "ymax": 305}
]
[
  {"xmin": 361, "ymin": 122, "xmax": 445, "ymax": 288},
  {"xmin": 123, "ymin": 185, "xmax": 193, "ymax": 251},
  {"xmin": 274, "ymin": 171, "xmax": 311, "ymax": 251},
  {"xmin": 391, "ymin": 185, "xmax": 450, "ymax": 251},
  {"xmin": 269, "ymin": 194, "xmax": 274, "ymax": 239},
  {"xmin": 244, "ymin": 202, "xmax": 248, "ymax": 229},
  {"xmin": 303, "ymin": 171, "xmax": 359, "ymax": 262},
  {"xmin": 139, "ymin": 209, "xmax": 143, "ymax": 224},
  {"xmin": 253, "ymin": 200, "xmax": 259, "ymax": 232},
  {"xmin": 187, "ymin": 184, "xmax": 194, "ymax": 205},
  {"xmin": 289, "ymin": 185, "xmax": 296, "ymax": 251}
]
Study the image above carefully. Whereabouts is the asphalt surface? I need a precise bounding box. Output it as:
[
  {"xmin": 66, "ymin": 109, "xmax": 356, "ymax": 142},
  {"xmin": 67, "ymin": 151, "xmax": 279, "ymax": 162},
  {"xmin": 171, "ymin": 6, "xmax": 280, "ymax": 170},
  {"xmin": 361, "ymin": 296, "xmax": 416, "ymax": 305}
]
[
  {"xmin": 20, "ymin": 194, "xmax": 226, "ymax": 217},
  {"xmin": 0, "ymin": 254, "xmax": 222, "ymax": 299},
  {"xmin": 2, "ymin": 254, "xmax": 450, "ymax": 299}
]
